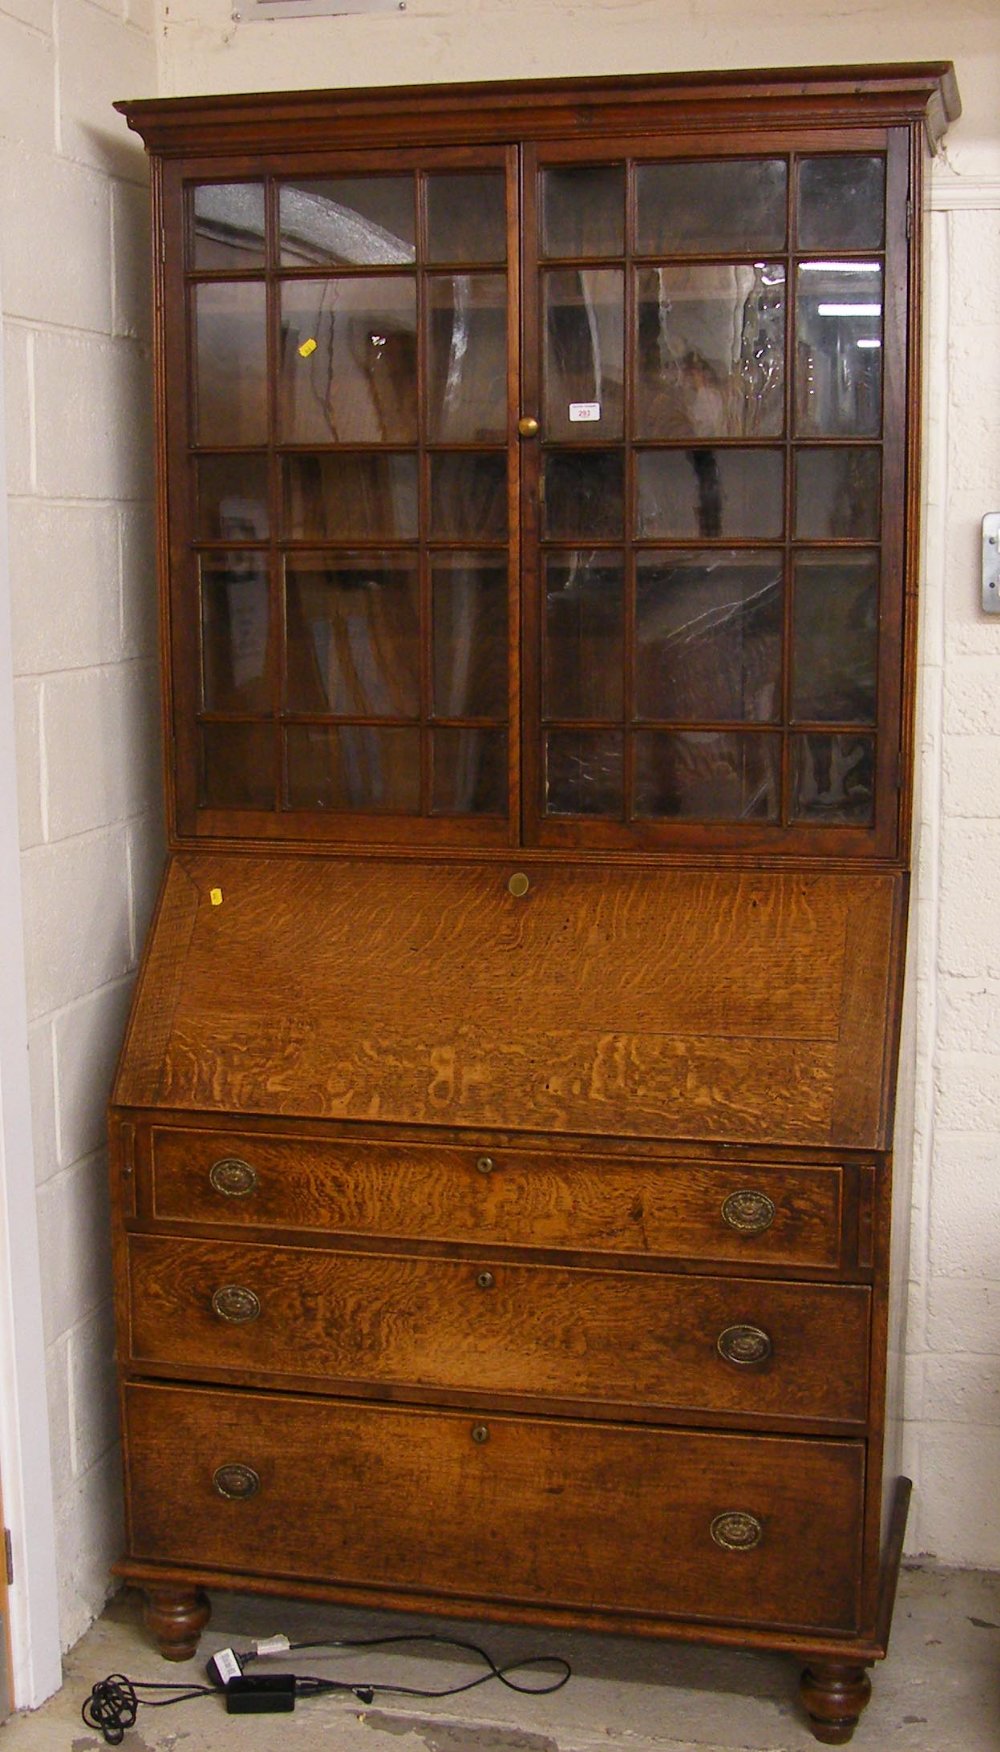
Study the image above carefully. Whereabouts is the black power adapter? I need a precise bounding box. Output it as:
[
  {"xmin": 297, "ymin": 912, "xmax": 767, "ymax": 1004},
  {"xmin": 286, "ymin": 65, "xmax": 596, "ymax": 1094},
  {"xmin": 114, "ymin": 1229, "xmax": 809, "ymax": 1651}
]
[{"xmin": 224, "ymin": 1674, "xmax": 296, "ymax": 1715}]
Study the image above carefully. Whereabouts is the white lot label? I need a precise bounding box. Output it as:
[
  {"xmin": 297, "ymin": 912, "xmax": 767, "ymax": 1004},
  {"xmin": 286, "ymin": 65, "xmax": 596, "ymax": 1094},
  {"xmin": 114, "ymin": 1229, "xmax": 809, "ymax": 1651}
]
[{"xmin": 568, "ymin": 402, "xmax": 601, "ymax": 422}]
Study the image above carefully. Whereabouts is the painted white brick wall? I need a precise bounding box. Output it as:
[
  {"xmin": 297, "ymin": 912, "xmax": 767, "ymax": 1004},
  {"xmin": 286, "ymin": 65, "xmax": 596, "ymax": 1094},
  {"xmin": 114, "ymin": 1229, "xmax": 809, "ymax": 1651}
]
[{"xmin": 0, "ymin": 0, "xmax": 158, "ymax": 1652}]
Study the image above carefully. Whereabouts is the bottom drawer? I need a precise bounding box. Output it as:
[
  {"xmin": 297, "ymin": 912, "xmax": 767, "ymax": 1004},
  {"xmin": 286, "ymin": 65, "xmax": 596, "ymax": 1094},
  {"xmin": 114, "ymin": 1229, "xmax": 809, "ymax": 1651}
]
[{"xmin": 124, "ymin": 1383, "xmax": 864, "ymax": 1634}]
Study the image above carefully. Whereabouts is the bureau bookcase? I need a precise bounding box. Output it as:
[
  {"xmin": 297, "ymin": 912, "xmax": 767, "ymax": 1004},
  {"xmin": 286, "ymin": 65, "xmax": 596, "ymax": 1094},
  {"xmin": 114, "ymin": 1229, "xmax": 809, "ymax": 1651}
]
[{"xmin": 110, "ymin": 65, "xmax": 959, "ymax": 1743}]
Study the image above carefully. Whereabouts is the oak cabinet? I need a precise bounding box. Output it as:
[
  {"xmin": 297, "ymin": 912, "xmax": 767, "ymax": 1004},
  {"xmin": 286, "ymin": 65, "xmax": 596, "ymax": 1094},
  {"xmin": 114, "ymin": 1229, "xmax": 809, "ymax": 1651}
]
[{"xmin": 111, "ymin": 63, "xmax": 958, "ymax": 1743}]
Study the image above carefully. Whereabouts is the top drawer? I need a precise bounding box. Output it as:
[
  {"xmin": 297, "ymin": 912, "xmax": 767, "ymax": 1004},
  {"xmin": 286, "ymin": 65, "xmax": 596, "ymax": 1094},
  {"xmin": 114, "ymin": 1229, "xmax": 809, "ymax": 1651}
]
[{"xmin": 144, "ymin": 1126, "xmax": 845, "ymax": 1270}]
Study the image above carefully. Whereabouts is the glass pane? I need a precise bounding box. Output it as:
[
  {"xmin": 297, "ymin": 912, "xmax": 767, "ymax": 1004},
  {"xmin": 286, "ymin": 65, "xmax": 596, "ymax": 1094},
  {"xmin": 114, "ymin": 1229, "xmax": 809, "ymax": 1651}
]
[
  {"xmin": 636, "ymin": 264, "xmax": 785, "ymax": 440},
  {"xmin": 282, "ymin": 453, "xmax": 418, "ymax": 541},
  {"xmin": 192, "ymin": 183, "xmax": 266, "ymax": 271},
  {"xmin": 284, "ymin": 552, "xmax": 420, "ymax": 716},
  {"xmin": 792, "ymin": 550, "xmax": 878, "ymax": 723},
  {"xmin": 543, "ymin": 450, "xmax": 623, "ymax": 540},
  {"xmin": 427, "ymin": 275, "xmax": 507, "ymax": 442},
  {"xmin": 794, "ymin": 447, "xmax": 881, "ymax": 540},
  {"xmin": 200, "ymin": 554, "xmax": 270, "ymax": 712},
  {"xmin": 196, "ymin": 455, "xmax": 269, "ymax": 541},
  {"xmin": 634, "ymin": 731, "xmax": 780, "ymax": 820},
  {"xmin": 279, "ymin": 177, "xmax": 415, "ymax": 267},
  {"xmin": 430, "ymin": 454, "xmax": 507, "ymax": 539},
  {"xmin": 795, "ymin": 262, "xmax": 882, "ymax": 437},
  {"xmin": 545, "ymin": 731, "xmax": 623, "ymax": 816},
  {"xmin": 541, "ymin": 165, "xmax": 625, "ymax": 259},
  {"xmin": 544, "ymin": 552, "xmax": 624, "ymax": 720},
  {"xmin": 798, "ymin": 156, "xmax": 885, "ymax": 252},
  {"xmin": 194, "ymin": 282, "xmax": 267, "ymax": 446},
  {"xmin": 636, "ymin": 160, "xmax": 787, "ymax": 256},
  {"xmin": 791, "ymin": 733, "xmax": 875, "ymax": 825},
  {"xmin": 432, "ymin": 728, "xmax": 507, "ymax": 814},
  {"xmin": 636, "ymin": 449, "xmax": 783, "ymax": 540},
  {"xmin": 201, "ymin": 722, "xmax": 275, "ymax": 810},
  {"xmin": 543, "ymin": 269, "xmax": 624, "ymax": 442},
  {"xmin": 426, "ymin": 173, "xmax": 506, "ymax": 264},
  {"xmin": 432, "ymin": 554, "xmax": 508, "ymax": 718},
  {"xmin": 285, "ymin": 725, "xmax": 421, "ymax": 811},
  {"xmin": 636, "ymin": 551, "xmax": 783, "ymax": 723},
  {"xmin": 279, "ymin": 278, "xmax": 418, "ymax": 444}
]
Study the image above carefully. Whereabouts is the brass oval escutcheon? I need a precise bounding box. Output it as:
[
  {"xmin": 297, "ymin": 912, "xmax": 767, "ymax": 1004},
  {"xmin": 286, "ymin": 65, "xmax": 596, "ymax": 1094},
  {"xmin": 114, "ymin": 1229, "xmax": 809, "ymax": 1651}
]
[
  {"xmin": 213, "ymin": 1463, "xmax": 260, "ymax": 1501},
  {"xmin": 717, "ymin": 1323, "xmax": 772, "ymax": 1366},
  {"xmin": 211, "ymin": 1284, "xmax": 261, "ymax": 1324},
  {"xmin": 475, "ymin": 1156, "xmax": 495, "ymax": 1174},
  {"xmin": 517, "ymin": 415, "xmax": 539, "ymax": 438},
  {"xmin": 508, "ymin": 872, "xmax": 529, "ymax": 898},
  {"xmin": 476, "ymin": 1270, "xmax": 495, "ymax": 1291},
  {"xmin": 710, "ymin": 1510, "xmax": 763, "ymax": 1552},
  {"xmin": 471, "ymin": 1423, "xmax": 490, "ymax": 1444},
  {"xmin": 720, "ymin": 1189, "xmax": 776, "ymax": 1234},
  {"xmin": 209, "ymin": 1157, "xmax": 258, "ymax": 1198}
]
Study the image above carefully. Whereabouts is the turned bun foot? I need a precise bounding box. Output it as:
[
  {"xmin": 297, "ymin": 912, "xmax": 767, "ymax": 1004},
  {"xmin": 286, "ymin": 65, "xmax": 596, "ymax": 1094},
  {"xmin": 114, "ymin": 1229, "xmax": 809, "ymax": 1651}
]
[
  {"xmin": 143, "ymin": 1585, "xmax": 211, "ymax": 1661},
  {"xmin": 800, "ymin": 1661, "xmax": 872, "ymax": 1744}
]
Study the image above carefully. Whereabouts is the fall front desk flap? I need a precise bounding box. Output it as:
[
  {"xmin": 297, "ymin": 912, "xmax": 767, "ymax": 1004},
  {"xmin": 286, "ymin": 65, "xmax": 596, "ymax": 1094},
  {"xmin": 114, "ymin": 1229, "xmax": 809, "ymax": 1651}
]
[{"xmin": 113, "ymin": 854, "xmax": 903, "ymax": 1150}]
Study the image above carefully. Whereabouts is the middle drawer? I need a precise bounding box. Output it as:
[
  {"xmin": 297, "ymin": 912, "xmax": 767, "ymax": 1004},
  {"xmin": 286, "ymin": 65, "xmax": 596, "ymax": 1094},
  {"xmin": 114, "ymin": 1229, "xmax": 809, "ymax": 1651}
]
[{"xmin": 124, "ymin": 1235, "xmax": 870, "ymax": 1425}]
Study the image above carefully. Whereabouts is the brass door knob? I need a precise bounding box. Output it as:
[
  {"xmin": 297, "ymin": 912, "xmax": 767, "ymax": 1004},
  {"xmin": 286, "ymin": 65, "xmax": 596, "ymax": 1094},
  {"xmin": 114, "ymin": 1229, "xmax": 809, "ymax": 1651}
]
[{"xmin": 517, "ymin": 416, "xmax": 539, "ymax": 438}]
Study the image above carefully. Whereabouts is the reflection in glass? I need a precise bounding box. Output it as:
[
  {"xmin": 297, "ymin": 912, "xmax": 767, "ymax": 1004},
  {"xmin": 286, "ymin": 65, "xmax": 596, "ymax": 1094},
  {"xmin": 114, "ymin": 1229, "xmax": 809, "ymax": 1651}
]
[
  {"xmin": 544, "ymin": 552, "xmax": 624, "ymax": 720},
  {"xmin": 427, "ymin": 173, "xmax": 506, "ymax": 263},
  {"xmin": 792, "ymin": 551, "xmax": 878, "ymax": 723},
  {"xmin": 794, "ymin": 447, "xmax": 881, "ymax": 540},
  {"xmin": 791, "ymin": 733, "xmax": 874, "ymax": 825},
  {"xmin": 196, "ymin": 455, "xmax": 269, "ymax": 541},
  {"xmin": 279, "ymin": 278, "xmax": 418, "ymax": 444},
  {"xmin": 430, "ymin": 454, "xmax": 507, "ymax": 540},
  {"xmin": 634, "ymin": 731, "xmax": 780, "ymax": 820},
  {"xmin": 284, "ymin": 552, "xmax": 420, "ymax": 716},
  {"xmin": 636, "ymin": 449, "xmax": 783, "ymax": 540},
  {"xmin": 636, "ymin": 551, "xmax": 782, "ymax": 723},
  {"xmin": 543, "ymin": 450, "xmax": 623, "ymax": 539},
  {"xmin": 795, "ymin": 263, "xmax": 882, "ymax": 437},
  {"xmin": 432, "ymin": 728, "xmax": 507, "ymax": 814},
  {"xmin": 201, "ymin": 723, "xmax": 275, "ymax": 810},
  {"xmin": 427, "ymin": 275, "xmax": 507, "ymax": 442},
  {"xmin": 201, "ymin": 554, "xmax": 270, "ymax": 712},
  {"xmin": 636, "ymin": 159, "xmax": 787, "ymax": 256},
  {"xmin": 432, "ymin": 554, "xmax": 508, "ymax": 719},
  {"xmin": 285, "ymin": 725, "xmax": 421, "ymax": 812},
  {"xmin": 545, "ymin": 731, "xmax": 623, "ymax": 816},
  {"xmin": 278, "ymin": 177, "xmax": 415, "ymax": 266},
  {"xmin": 541, "ymin": 165, "xmax": 625, "ymax": 259},
  {"xmin": 543, "ymin": 269, "xmax": 624, "ymax": 442},
  {"xmin": 797, "ymin": 157, "xmax": 885, "ymax": 252},
  {"xmin": 194, "ymin": 282, "xmax": 268, "ymax": 446},
  {"xmin": 193, "ymin": 183, "xmax": 266, "ymax": 270},
  {"xmin": 636, "ymin": 264, "xmax": 784, "ymax": 440},
  {"xmin": 282, "ymin": 453, "xmax": 418, "ymax": 541}
]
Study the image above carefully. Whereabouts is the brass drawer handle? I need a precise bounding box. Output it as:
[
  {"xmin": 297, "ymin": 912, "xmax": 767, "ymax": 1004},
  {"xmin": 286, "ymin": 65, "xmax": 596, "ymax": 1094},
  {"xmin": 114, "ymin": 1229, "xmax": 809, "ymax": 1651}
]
[
  {"xmin": 721, "ymin": 1189, "xmax": 775, "ymax": 1234},
  {"xmin": 211, "ymin": 1285, "xmax": 261, "ymax": 1324},
  {"xmin": 213, "ymin": 1463, "xmax": 260, "ymax": 1500},
  {"xmin": 471, "ymin": 1423, "xmax": 490, "ymax": 1444},
  {"xmin": 475, "ymin": 1270, "xmax": 495, "ymax": 1291},
  {"xmin": 476, "ymin": 1156, "xmax": 495, "ymax": 1174},
  {"xmin": 209, "ymin": 1157, "xmax": 258, "ymax": 1198},
  {"xmin": 710, "ymin": 1511, "xmax": 762, "ymax": 1552},
  {"xmin": 717, "ymin": 1324, "xmax": 772, "ymax": 1366}
]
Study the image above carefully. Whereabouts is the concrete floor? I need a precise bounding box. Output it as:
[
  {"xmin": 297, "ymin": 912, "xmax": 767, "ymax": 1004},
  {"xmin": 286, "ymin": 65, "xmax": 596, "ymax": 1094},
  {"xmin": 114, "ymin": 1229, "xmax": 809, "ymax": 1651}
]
[{"xmin": 1, "ymin": 1564, "xmax": 997, "ymax": 1751}]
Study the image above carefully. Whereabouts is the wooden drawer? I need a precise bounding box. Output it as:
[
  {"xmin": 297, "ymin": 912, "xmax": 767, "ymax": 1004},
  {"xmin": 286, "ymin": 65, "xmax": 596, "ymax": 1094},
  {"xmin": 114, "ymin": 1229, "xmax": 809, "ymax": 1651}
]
[
  {"xmin": 124, "ymin": 1381, "xmax": 864, "ymax": 1633},
  {"xmin": 145, "ymin": 1125, "xmax": 845, "ymax": 1269},
  {"xmin": 124, "ymin": 1234, "xmax": 869, "ymax": 1424}
]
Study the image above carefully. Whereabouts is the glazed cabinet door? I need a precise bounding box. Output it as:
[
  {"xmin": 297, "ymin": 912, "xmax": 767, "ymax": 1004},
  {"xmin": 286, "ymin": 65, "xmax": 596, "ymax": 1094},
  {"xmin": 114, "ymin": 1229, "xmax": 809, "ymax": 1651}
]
[
  {"xmin": 165, "ymin": 149, "xmax": 520, "ymax": 844},
  {"xmin": 522, "ymin": 131, "xmax": 911, "ymax": 857}
]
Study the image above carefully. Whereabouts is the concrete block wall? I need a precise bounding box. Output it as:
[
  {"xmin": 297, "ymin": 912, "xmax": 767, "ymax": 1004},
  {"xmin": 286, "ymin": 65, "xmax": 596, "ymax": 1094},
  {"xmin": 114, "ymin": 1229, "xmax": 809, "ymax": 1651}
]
[{"xmin": 0, "ymin": 0, "xmax": 158, "ymax": 1650}]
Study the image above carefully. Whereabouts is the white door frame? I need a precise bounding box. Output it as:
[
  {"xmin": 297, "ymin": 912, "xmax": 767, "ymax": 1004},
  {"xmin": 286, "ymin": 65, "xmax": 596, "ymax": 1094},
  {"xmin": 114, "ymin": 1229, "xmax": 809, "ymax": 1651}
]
[{"xmin": 0, "ymin": 271, "xmax": 65, "ymax": 1709}]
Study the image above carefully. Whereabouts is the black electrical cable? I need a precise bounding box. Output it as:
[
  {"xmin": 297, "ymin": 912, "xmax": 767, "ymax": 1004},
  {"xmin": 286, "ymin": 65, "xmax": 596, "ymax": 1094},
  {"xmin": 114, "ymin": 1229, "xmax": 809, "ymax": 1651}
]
[
  {"xmin": 253, "ymin": 1631, "xmax": 571, "ymax": 1698},
  {"xmin": 81, "ymin": 1674, "xmax": 217, "ymax": 1745}
]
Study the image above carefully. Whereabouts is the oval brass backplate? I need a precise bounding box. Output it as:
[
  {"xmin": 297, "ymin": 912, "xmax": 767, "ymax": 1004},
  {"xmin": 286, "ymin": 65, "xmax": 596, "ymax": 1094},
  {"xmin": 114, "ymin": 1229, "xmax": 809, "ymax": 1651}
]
[
  {"xmin": 211, "ymin": 1285, "xmax": 261, "ymax": 1325},
  {"xmin": 717, "ymin": 1323, "xmax": 772, "ymax": 1366},
  {"xmin": 508, "ymin": 873, "xmax": 529, "ymax": 897},
  {"xmin": 209, "ymin": 1157, "xmax": 258, "ymax": 1198},
  {"xmin": 710, "ymin": 1510, "xmax": 763, "ymax": 1552},
  {"xmin": 213, "ymin": 1463, "xmax": 260, "ymax": 1501},
  {"xmin": 720, "ymin": 1189, "xmax": 775, "ymax": 1234}
]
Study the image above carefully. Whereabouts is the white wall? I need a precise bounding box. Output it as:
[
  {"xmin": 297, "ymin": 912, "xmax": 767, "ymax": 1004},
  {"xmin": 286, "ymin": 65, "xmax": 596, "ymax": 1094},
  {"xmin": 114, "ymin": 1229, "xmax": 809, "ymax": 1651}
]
[{"xmin": 0, "ymin": 0, "xmax": 159, "ymax": 1656}]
